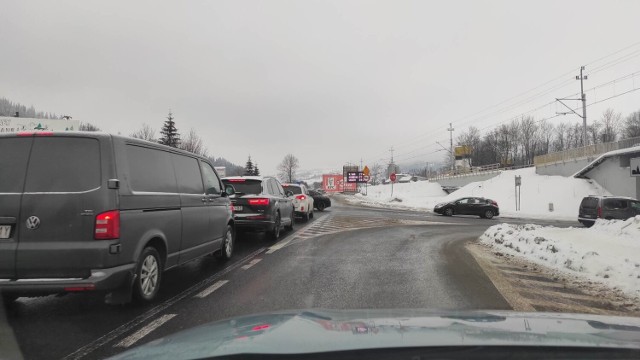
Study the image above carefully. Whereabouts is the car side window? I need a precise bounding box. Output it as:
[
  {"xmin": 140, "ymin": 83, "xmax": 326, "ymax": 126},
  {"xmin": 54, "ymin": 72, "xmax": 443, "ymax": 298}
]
[
  {"xmin": 631, "ymin": 201, "xmax": 640, "ymax": 211},
  {"xmin": 275, "ymin": 181, "xmax": 286, "ymax": 197},
  {"xmin": 173, "ymin": 154, "xmax": 204, "ymax": 194},
  {"xmin": 200, "ymin": 161, "xmax": 221, "ymax": 195},
  {"xmin": 265, "ymin": 179, "xmax": 274, "ymax": 195},
  {"xmin": 457, "ymin": 198, "xmax": 469, "ymax": 204},
  {"xmin": 604, "ymin": 199, "xmax": 627, "ymax": 210}
]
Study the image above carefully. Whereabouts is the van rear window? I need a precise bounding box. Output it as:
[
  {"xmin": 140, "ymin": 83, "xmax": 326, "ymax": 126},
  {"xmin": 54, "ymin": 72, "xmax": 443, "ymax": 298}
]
[
  {"xmin": 0, "ymin": 137, "xmax": 32, "ymax": 193},
  {"xmin": 24, "ymin": 137, "xmax": 101, "ymax": 192},
  {"xmin": 580, "ymin": 197, "xmax": 599, "ymax": 209}
]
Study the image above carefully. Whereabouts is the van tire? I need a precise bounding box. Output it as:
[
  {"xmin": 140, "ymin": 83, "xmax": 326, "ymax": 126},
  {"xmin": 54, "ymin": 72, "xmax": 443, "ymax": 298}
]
[
  {"xmin": 133, "ymin": 247, "xmax": 162, "ymax": 303},
  {"xmin": 215, "ymin": 225, "xmax": 234, "ymax": 261}
]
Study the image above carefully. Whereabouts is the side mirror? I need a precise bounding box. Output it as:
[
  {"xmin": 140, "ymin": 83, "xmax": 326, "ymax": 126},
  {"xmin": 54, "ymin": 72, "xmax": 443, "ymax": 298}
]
[
  {"xmin": 285, "ymin": 190, "xmax": 294, "ymax": 197},
  {"xmin": 225, "ymin": 185, "xmax": 235, "ymax": 196}
]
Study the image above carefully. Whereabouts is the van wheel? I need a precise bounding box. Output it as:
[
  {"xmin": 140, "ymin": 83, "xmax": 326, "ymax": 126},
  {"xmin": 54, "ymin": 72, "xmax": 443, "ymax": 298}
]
[
  {"xmin": 215, "ymin": 225, "xmax": 234, "ymax": 261},
  {"xmin": 268, "ymin": 213, "xmax": 281, "ymax": 241},
  {"xmin": 133, "ymin": 247, "xmax": 162, "ymax": 303}
]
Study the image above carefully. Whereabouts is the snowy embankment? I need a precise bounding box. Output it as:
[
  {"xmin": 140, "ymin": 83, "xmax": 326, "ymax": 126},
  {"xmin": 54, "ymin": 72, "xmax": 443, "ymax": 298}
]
[
  {"xmin": 479, "ymin": 217, "xmax": 640, "ymax": 298},
  {"xmin": 346, "ymin": 167, "xmax": 610, "ymax": 220}
]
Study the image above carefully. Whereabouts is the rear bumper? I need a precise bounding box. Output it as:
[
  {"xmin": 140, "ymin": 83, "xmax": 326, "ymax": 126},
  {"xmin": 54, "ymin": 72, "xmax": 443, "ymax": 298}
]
[
  {"xmin": 578, "ymin": 217, "xmax": 596, "ymax": 223},
  {"xmin": 0, "ymin": 263, "xmax": 135, "ymax": 296},
  {"xmin": 234, "ymin": 215, "xmax": 275, "ymax": 231}
]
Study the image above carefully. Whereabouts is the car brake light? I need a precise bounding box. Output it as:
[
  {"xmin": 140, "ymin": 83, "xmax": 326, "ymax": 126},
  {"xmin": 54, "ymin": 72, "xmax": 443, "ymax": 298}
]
[
  {"xmin": 597, "ymin": 206, "xmax": 602, "ymax": 218},
  {"xmin": 295, "ymin": 195, "xmax": 306, "ymax": 200},
  {"xmin": 227, "ymin": 179, "xmax": 246, "ymax": 182},
  {"xmin": 248, "ymin": 198, "xmax": 270, "ymax": 206},
  {"xmin": 95, "ymin": 210, "xmax": 120, "ymax": 240}
]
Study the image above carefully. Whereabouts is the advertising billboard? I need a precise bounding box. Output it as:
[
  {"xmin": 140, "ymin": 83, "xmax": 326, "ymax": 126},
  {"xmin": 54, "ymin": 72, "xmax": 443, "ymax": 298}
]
[{"xmin": 322, "ymin": 174, "xmax": 357, "ymax": 193}]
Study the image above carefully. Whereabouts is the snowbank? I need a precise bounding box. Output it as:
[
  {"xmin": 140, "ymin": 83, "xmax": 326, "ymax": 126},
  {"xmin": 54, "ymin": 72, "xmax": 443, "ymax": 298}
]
[
  {"xmin": 479, "ymin": 217, "xmax": 640, "ymax": 298},
  {"xmin": 346, "ymin": 167, "xmax": 610, "ymax": 220},
  {"xmin": 349, "ymin": 181, "xmax": 448, "ymax": 210}
]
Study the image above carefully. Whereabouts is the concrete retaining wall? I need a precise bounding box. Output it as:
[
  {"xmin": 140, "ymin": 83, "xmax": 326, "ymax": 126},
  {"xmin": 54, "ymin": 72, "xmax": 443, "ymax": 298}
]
[
  {"xmin": 582, "ymin": 155, "xmax": 638, "ymax": 198},
  {"xmin": 431, "ymin": 172, "xmax": 501, "ymax": 187},
  {"xmin": 535, "ymin": 158, "xmax": 593, "ymax": 177}
]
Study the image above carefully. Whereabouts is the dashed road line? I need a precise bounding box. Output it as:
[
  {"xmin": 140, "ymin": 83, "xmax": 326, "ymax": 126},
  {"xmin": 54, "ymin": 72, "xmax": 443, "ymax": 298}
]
[
  {"xmin": 62, "ymin": 246, "xmax": 267, "ymax": 360},
  {"xmin": 194, "ymin": 280, "xmax": 229, "ymax": 298},
  {"xmin": 115, "ymin": 314, "xmax": 177, "ymax": 348},
  {"xmin": 241, "ymin": 258, "xmax": 262, "ymax": 270}
]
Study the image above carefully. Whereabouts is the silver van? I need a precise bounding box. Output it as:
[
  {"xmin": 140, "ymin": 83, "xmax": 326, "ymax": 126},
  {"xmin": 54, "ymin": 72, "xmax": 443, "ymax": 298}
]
[{"xmin": 0, "ymin": 132, "xmax": 235, "ymax": 304}]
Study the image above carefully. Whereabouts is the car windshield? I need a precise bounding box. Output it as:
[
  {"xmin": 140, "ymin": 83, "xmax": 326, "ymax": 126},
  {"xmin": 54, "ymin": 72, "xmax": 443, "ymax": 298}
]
[
  {"xmin": 3, "ymin": 1, "xmax": 640, "ymax": 359},
  {"xmin": 282, "ymin": 185, "xmax": 302, "ymax": 195},
  {"xmin": 222, "ymin": 179, "xmax": 262, "ymax": 195}
]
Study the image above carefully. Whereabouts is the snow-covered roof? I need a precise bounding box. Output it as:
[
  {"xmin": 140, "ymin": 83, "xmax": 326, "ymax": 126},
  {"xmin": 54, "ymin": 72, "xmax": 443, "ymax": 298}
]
[{"xmin": 573, "ymin": 145, "xmax": 640, "ymax": 178}]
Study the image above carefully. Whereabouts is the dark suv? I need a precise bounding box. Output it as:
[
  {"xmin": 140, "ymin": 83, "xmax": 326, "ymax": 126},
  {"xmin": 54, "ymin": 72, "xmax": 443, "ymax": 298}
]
[
  {"xmin": 578, "ymin": 195, "xmax": 640, "ymax": 227},
  {"xmin": 0, "ymin": 132, "xmax": 234, "ymax": 304},
  {"xmin": 221, "ymin": 176, "xmax": 295, "ymax": 240}
]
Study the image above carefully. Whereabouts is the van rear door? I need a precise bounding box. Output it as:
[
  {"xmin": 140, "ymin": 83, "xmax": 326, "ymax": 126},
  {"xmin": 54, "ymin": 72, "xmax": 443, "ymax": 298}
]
[
  {"xmin": 15, "ymin": 135, "xmax": 113, "ymax": 279},
  {"xmin": 0, "ymin": 136, "xmax": 33, "ymax": 279}
]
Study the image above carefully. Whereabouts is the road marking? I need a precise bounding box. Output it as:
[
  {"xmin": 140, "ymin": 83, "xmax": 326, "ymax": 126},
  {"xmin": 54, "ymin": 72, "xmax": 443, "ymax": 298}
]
[
  {"xmin": 194, "ymin": 280, "xmax": 229, "ymax": 298},
  {"xmin": 241, "ymin": 258, "xmax": 262, "ymax": 270},
  {"xmin": 62, "ymin": 246, "xmax": 266, "ymax": 360},
  {"xmin": 115, "ymin": 314, "xmax": 176, "ymax": 348}
]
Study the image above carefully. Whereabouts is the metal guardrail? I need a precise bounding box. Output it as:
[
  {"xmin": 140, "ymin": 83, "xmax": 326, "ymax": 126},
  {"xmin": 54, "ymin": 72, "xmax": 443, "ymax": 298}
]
[
  {"xmin": 427, "ymin": 163, "xmax": 534, "ymax": 182},
  {"xmin": 534, "ymin": 136, "xmax": 640, "ymax": 166}
]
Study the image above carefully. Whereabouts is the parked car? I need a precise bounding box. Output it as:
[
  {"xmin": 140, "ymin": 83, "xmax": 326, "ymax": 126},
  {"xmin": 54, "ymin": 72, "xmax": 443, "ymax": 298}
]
[
  {"xmin": 0, "ymin": 132, "xmax": 235, "ymax": 304},
  {"xmin": 221, "ymin": 176, "xmax": 294, "ymax": 239},
  {"xmin": 309, "ymin": 189, "xmax": 332, "ymax": 211},
  {"xmin": 281, "ymin": 183, "xmax": 314, "ymax": 221},
  {"xmin": 578, "ymin": 195, "xmax": 640, "ymax": 227},
  {"xmin": 434, "ymin": 197, "xmax": 499, "ymax": 219}
]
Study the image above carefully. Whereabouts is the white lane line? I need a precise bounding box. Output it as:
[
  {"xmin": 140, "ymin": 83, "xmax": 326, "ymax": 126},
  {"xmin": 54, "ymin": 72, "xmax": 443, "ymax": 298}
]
[
  {"xmin": 241, "ymin": 258, "xmax": 262, "ymax": 270},
  {"xmin": 194, "ymin": 280, "xmax": 229, "ymax": 298},
  {"xmin": 115, "ymin": 314, "xmax": 177, "ymax": 348},
  {"xmin": 62, "ymin": 246, "xmax": 267, "ymax": 360}
]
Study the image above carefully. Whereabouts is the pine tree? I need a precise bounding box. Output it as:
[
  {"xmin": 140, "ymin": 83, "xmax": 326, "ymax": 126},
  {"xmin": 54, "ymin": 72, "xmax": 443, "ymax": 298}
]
[
  {"xmin": 244, "ymin": 156, "xmax": 255, "ymax": 175},
  {"xmin": 159, "ymin": 111, "xmax": 180, "ymax": 147},
  {"xmin": 253, "ymin": 162, "xmax": 260, "ymax": 176}
]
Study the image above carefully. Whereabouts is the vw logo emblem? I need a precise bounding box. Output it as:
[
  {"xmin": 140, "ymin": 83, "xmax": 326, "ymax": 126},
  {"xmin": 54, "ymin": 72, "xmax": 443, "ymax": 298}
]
[{"xmin": 26, "ymin": 216, "xmax": 40, "ymax": 230}]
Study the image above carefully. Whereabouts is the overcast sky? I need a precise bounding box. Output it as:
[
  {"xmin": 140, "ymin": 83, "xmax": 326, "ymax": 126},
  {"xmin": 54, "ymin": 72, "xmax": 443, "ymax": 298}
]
[{"xmin": 2, "ymin": 0, "xmax": 640, "ymax": 175}]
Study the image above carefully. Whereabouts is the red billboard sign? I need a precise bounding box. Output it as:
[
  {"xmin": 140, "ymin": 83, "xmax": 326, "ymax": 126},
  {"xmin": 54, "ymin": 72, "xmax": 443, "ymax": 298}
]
[{"xmin": 322, "ymin": 174, "xmax": 357, "ymax": 193}]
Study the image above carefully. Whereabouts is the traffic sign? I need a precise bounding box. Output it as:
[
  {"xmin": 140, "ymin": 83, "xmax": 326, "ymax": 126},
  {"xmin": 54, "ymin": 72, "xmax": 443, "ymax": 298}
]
[
  {"xmin": 390, "ymin": 172, "xmax": 397, "ymax": 182},
  {"xmin": 363, "ymin": 166, "xmax": 370, "ymax": 176},
  {"xmin": 363, "ymin": 175, "xmax": 370, "ymax": 182}
]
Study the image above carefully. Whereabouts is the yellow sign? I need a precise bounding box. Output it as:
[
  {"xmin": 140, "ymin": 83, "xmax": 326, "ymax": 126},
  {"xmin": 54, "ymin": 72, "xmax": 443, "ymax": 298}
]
[
  {"xmin": 454, "ymin": 145, "xmax": 472, "ymax": 157},
  {"xmin": 363, "ymin": 166, "xmax": 370, "ymax": 176}
]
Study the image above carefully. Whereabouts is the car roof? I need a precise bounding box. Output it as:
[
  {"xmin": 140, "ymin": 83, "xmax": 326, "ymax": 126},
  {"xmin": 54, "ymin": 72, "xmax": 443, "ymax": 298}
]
[
  {"xmin": 281, "ymin": 183, "xmax": 303, "ymax": 187},
  {"xmin": 585, "ymin": 195, "xmax": 638, "ymax": 201}
]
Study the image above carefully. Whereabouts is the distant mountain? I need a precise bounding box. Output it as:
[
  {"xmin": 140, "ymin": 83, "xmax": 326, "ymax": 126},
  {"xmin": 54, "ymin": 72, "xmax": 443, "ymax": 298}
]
[{"xmin": 0, "ymin": 97, "xmax": 60, "ymax": 119}]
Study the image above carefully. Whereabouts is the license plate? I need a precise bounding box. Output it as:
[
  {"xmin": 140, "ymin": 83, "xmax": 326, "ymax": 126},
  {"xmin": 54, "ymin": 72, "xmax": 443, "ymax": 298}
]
[
  {"xmin": 233, "ymin": 206, "xmax": 243, "ymax": 211},
  {"xmin": 0, "ymin": 225, "xmax": 10, "ymax": 239}
]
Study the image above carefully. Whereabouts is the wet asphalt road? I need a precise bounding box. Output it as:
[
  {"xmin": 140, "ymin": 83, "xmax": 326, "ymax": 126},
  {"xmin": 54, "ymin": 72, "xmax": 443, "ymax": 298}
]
[{"xmin": 1, "ymin": 201, "xmax": 577, "ymax": 360}]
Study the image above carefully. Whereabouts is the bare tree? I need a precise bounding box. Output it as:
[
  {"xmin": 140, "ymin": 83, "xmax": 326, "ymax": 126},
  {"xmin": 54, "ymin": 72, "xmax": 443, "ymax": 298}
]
[
  {"xmin": 623, "ymin": 111, "xmax": 640, "ymax": 139},
  {"xmin": 369, "ymin": 163, "xmax": 382, "ymax": 185},
  {"xmin": 538, "ymin": 120, "xmax": 554, "ymax": 155},
  {"xmin": 130, "ymin": 123, "xmax": 156, "ymax": 142},
  {"xmin": 600, "ymin": 108, "xmax": 621, "ymax": 143},
  {"xmin": 519, "ymin": 116, "xmax": 538, "ymax": 164},
  {"xmin": 79, "ymin": 122, "xmax": 100, "ymax": 131},
  {"xmin": 178, "ymin": 128, "xmax": 207, "ymax": 156},
  {"xmin": 587, "ymin": 120, "xmax": 602, "ymax": 145},
  {"xmin": 277, "ymin": 154, "xmax": 300, "ymax": 183}
]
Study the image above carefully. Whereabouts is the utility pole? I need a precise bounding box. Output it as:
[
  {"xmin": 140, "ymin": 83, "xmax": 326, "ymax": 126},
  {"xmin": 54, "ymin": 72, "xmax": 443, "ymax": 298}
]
[
  {"xmin": 447, "ymin": 123, "xmax": 454, "ymax": 172},
  {"xmin": 556, "ymin": 66, "xmax": 588, "ymax": 146},
  {"xmin": 578, "ymin": 66, "xmax": 588, "ymax": 146}
]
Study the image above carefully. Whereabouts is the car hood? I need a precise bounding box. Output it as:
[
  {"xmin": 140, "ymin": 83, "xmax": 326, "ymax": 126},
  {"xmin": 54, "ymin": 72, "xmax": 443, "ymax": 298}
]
[{"xmin": 111, "ymin": 309, "xmax": 640, "ymax": 359}]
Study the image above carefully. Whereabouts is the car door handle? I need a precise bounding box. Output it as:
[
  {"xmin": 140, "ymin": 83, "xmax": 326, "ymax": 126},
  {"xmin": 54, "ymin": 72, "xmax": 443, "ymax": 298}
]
[{"xmin": 202, "ymin": 198, "xmax": 207, "ymax": 203}]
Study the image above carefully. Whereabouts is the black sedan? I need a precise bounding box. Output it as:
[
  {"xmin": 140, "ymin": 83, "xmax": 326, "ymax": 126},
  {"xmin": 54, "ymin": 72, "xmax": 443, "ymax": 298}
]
[
  {"xmin": 222, "ymin": 176, "xmax": 295, "ymax": 240},
  {"xmin": 433, "ymin": 197, "xmax": 499, "ymax": 219},
  {"xmin": 309, "ymin": 189, "xmax": 331, "ymax": 211}
]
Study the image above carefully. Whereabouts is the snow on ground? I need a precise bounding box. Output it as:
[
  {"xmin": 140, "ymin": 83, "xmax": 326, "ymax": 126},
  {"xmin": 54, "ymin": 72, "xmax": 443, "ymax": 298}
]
[
  {"xmin": 479, "ymin": 217, "xmax": 640, "ymax": 298},
  {"xmin": 348, "ymin": 181, "xmax": 448, "ymax": 211},
  {"xmin": 345, "ymin": 167, "xmax": 610, "ymax": 220}
]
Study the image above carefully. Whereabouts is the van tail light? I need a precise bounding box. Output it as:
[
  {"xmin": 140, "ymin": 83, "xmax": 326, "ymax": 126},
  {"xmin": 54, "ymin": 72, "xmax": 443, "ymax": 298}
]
[
  {"xmin": 17, "ymin": 131, "xmax": 54, "ymax": 137},
  {"xmin": 248, "ymin": 198, "xmax": 270, "ymax": 206},
  {"xmin": 295, "ymin": 195, "xmax": 306, "ymax": 200},
  {"xmin": 95, "ymin": 210, "xmax": 120, "ymax": 240},
  {"xmin": 597, "ymin": 206, "xmax": 602, "ymax": 218}
]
